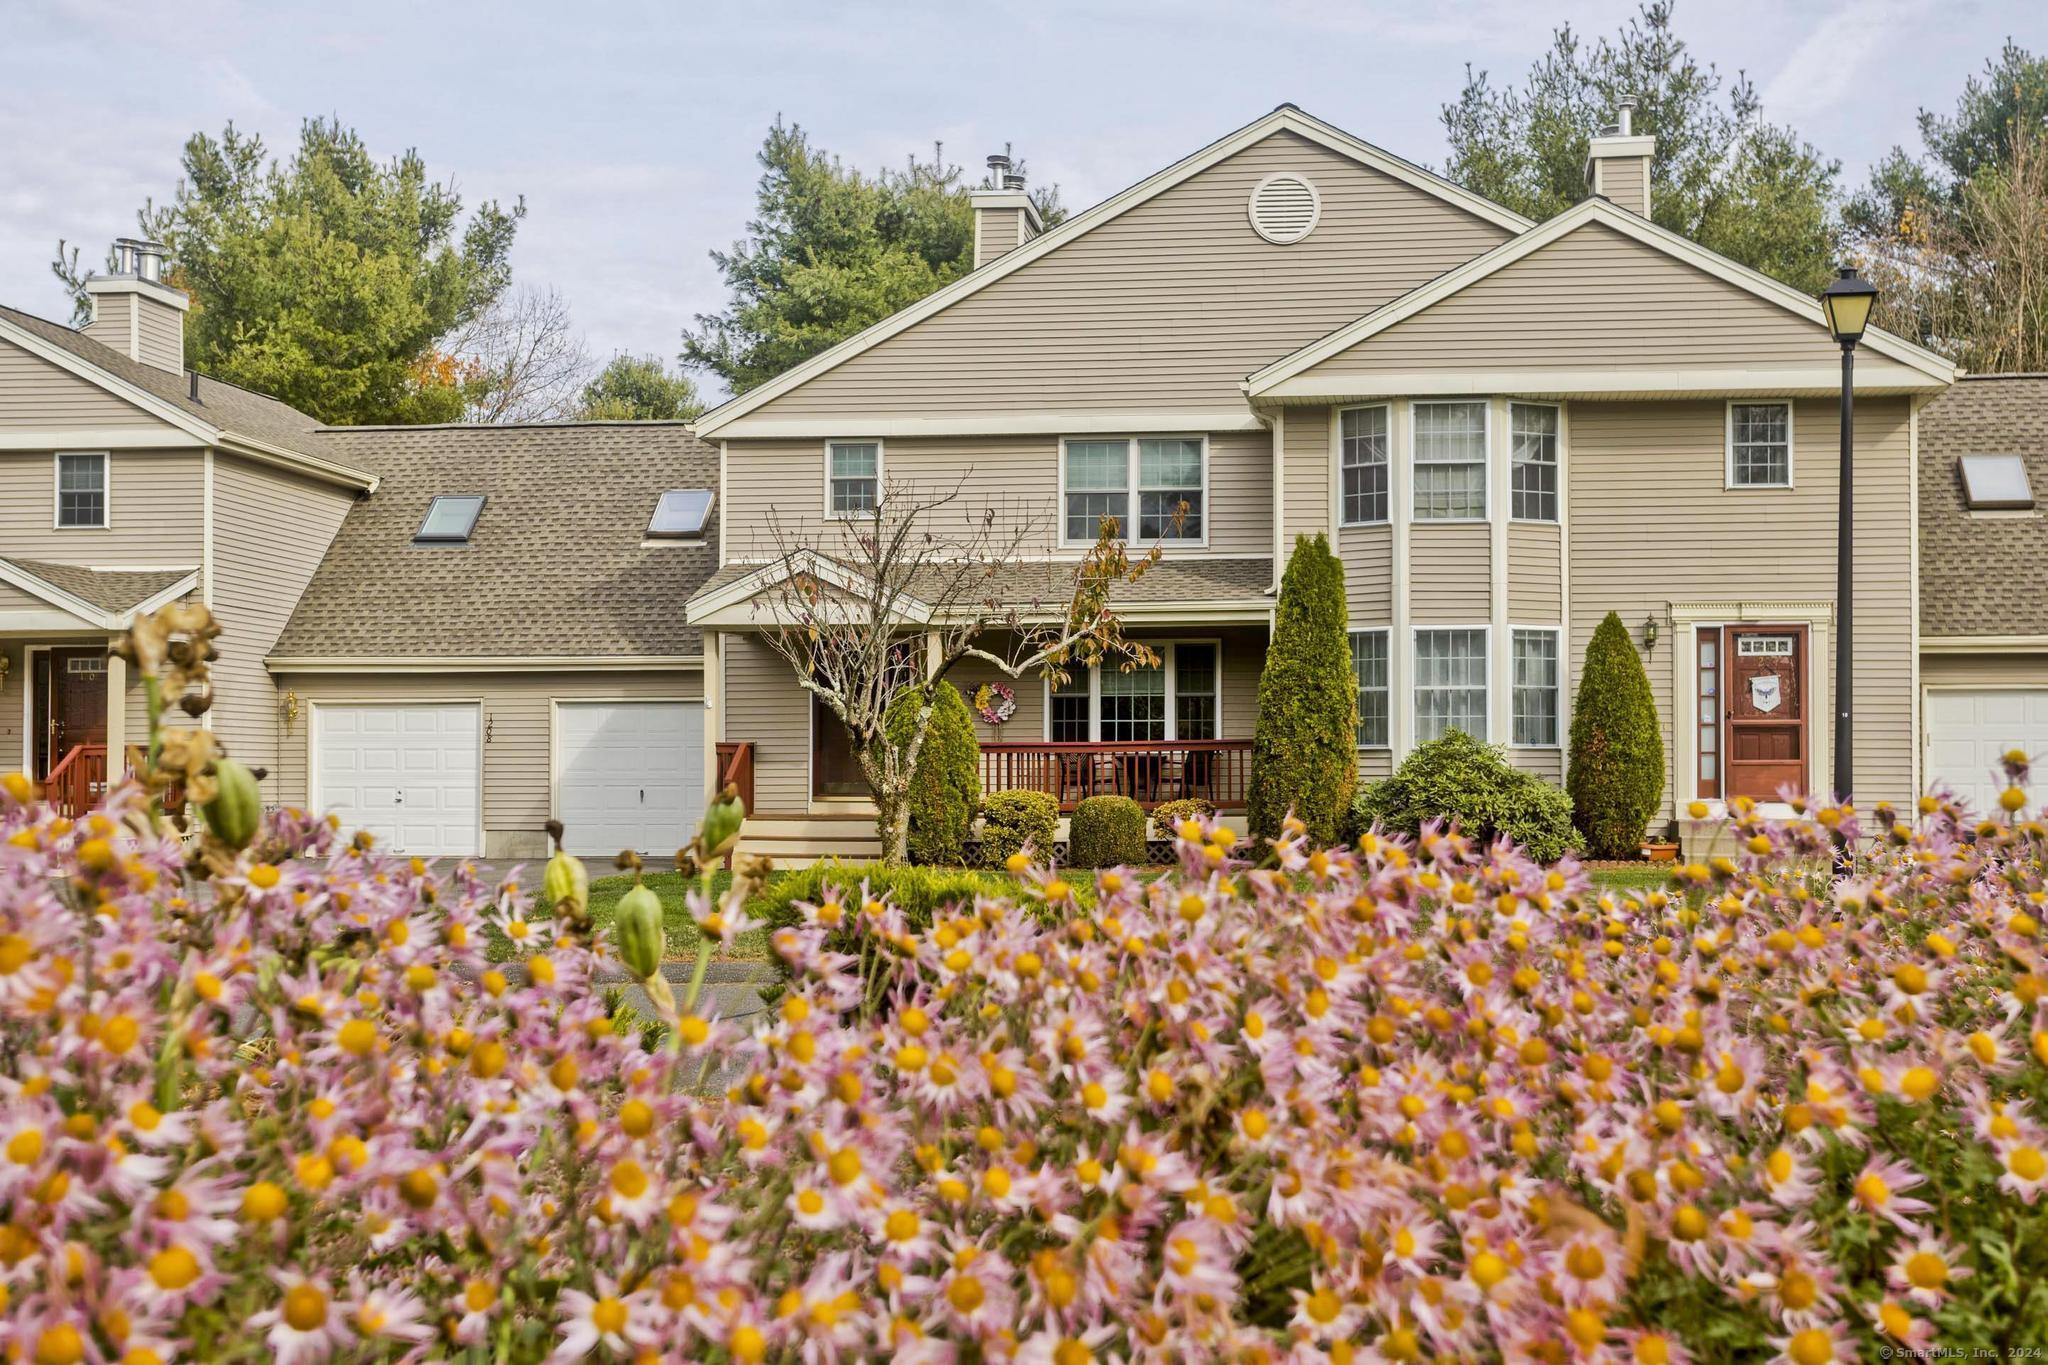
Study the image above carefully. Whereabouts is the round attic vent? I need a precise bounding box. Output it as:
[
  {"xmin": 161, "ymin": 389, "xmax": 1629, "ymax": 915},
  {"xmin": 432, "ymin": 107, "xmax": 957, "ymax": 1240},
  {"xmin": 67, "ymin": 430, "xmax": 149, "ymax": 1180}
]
[{"xmin": 1248, "ymin": 173, "xmax": 1321, "ymax": 245}]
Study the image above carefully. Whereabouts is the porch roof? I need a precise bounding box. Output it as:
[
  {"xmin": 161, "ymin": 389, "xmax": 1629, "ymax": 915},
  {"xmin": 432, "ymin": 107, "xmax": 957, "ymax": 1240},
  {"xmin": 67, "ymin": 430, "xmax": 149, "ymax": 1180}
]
[{"xmin": 0, "ymin": 557, "xmax": 198, "ymax": 630}]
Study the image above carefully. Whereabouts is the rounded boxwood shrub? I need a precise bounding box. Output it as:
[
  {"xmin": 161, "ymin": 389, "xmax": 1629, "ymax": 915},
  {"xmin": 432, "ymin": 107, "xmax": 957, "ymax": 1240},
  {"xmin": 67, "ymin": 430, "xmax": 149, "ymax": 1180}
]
[
  {"xmin": 1150, "ymin": 797, "xmax": 1217, "ymax": 837},
  {"xmin": 884, "ymin": 681, "xmax": 982, "ymax": 866},
  {"xmin": 1569, "ymin": 611, "xmax": 1665, "ymax": 857},
  {"xmin": 977, "ymin": 789, "xmax": 1059, "ymax": 867},
  {"xmin": 1069, "ymin": 795, "xmax": 1146, "ymax": 868},
  {"xmin": 1249, "ymin": 534, "xmax": 1357, "ymax": 845},
  {"xmin": 1346, "ymin": 730, "xmax": 1582, "ymax": 863}
]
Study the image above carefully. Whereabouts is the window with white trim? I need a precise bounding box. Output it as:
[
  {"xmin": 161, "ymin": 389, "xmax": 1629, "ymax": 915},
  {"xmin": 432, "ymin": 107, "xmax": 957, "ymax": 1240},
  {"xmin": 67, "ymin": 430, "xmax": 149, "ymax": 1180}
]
[
  {"xmin": 1509, "ymin": 404, "xmax": 1558, "ymax": 521},
  {"xmin": 1350, "ymin": 629, "xmax": 1389, "ymax": 748},
  {"xmin": 1729, "ymin": 404, "xmax": 1791, "ymax": 487},
  {"xmin": 56, "ymin": 453, "xmax": 107, "ymax": 528},
  {"xmin": 1340, "ymin": 406, "xmax": 1390, "ymax": 525},
  {"xmin": 1412, "ymin": 401, "xmax": 1488, "ymax": 520},
  {"xmin": 1511, "ymin": 628, "xmax": 1560, "ymax": 746},
  {"xmin": 1173, "ymin": 643, "xmax": 1218, "ymax": 739},
  {"xmin": 1043, "ymin": 643, "xmax": 1219, "ymax": 740},
  {"xmin": 826, "ymin": 441, "xmax": 880, "ymax": 516},
  {"xmin": 1099, "ymin": 662, "xmax": 1166, "ymax": 742},
  {"xmin": 1063, "ymin": 437, "xmax": 1205, "ymax": 544},
  {"xmin": 1414, "ymin": 628, "xmax": 1487, "ymax": 742}
]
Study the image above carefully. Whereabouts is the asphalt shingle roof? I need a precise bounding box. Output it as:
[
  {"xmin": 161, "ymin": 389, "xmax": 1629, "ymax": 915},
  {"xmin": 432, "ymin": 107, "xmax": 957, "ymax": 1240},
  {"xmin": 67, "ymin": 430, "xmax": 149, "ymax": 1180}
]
[
  {"xmin": 1918, "ymin": 374, "xmax": 2048, "ymax": 638},
  {"xmin": 0, "ymin": 558, "xmax": 194, "ymax": 613},
  {"xmin": 272, "ymin": 423, "xmax": 718, "ymax": 660},
  {"xmin": 688, "ymin": 555, "xmax": 1274, "ymax": 615}
]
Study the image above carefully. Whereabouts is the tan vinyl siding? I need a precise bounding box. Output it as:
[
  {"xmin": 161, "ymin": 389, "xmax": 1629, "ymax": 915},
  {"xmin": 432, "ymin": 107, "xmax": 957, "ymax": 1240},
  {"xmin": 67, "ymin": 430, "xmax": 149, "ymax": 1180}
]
[
  {"xmin": 1357, "ymin": 750, "xmax": 1393, "ymax": 784},
  {"xmin": 79, "ymin": 295, "xmax": 138, "ymax": 362},
  {"xmin": 745, "ymin": 131, "xmax": 1511, "ymax": 417},
  {"xmin": 270, "ymin": 670, "xmax": 703, "ymax": 856},
  {"xmin": 0, "ymin": 644, "xmax": 23, "ymax": 771},
  {"xmin": 136, "ymin": 304, "xmax": 184, "ymax": 373},
  {"xmin": 1569, "ymin": 397, "xmax": 1916, "ymax": 817},
  {"xmin": 1597, "ymin": 157, "xmax": 1649, "ymax": 217},
  {"xmin": 0, "ymin": 340, "xmax": 163, "ymax": 427},
  {"xmin": 210, "ymin": 455, "xmax": 356, "ymax": 776},
  {"xmin": 1409, "ymin": 524, "xmax": 1491, "ymax": 621},
  {"xmin": 722, "ymin": 430, "xmax": 1271, "ymax": 562},
  {"xmin": 0, "ymin": 582, "xmax": 48, "ymax": 610},
  {"xmin": 1507, "ymin": 522, "xmax": 1562, "ymax": 622},
  {"xmin": 1281, "ymin": 406, "xmax": 1329, "ymax": 543},
  {"xmin": 1511, "ymin": 749, "xmax": 1564, "ymax": 782},
  {"xmin": 1339, "ymin": 524, "xmax": 1393, "ymax": 619},
  {"xmin": 976, "ymin": 209, "xmax": 1022, "ymax": 267},
  {"xmin": 0, "ymin": 448, "xmax": 202, "ymax": 564},
  {"xmin": 1921, "ymin": 653, "xmax": 2048, "ymax": 686},
  {"xmin": 721, "ymin": 632, "xmax": 811, "ymax": 814},
  {"xmin": 1300, "ymin": 221, "xmax": 1852, "ymax": 376}
]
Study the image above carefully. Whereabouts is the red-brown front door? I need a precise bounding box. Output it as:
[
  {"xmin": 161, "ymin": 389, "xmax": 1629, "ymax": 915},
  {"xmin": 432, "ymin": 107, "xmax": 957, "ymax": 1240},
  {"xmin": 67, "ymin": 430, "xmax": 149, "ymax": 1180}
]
[
  {"xmin": 33, "ymin": 649, "xmax": 109, "ymax": 777},
  {"xmin": 1722, "ymin": 627, "xmax": 1807, "ymax": 801}
]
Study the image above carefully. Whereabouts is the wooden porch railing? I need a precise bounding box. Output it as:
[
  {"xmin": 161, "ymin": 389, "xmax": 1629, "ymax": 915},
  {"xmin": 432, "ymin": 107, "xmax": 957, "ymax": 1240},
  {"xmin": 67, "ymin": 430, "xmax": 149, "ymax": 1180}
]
[
  {"xmin": 980, "ymin": 739, "xmax": 1254, "ymax": 812},
  {"xmin": 715, "ymin": 742, "xmax": 755, "ymax": 815},
  {"xmin": 44, "ymin": 743, "xmax": 109, "ymax": 819}
]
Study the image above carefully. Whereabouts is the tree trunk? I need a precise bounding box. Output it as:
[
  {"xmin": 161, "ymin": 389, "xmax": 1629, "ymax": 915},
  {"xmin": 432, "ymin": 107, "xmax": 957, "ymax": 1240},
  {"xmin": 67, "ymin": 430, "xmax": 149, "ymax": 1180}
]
[{"xmin": 876, "ymin": 789, "xmax": 912, "ymax": 864}]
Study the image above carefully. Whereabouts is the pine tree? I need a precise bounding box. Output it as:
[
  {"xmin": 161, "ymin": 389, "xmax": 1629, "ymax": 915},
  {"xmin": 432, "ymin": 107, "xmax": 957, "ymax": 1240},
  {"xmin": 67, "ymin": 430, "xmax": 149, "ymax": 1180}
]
[
  {"xmin": 1248, "ymin": 535, "xmax": 1357, "ymax": 844},
  {"xmin": 1568, "ymin": 611, "xmax": 1665, "ymax": 856}
]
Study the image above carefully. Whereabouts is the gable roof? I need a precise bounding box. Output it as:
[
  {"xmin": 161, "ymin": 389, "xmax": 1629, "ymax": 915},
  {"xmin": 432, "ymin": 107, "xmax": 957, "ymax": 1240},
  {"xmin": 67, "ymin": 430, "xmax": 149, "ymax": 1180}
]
[
  {"xmin": 693, "ymin": 106, "xmax": 1533, "ymax": 438},
  {"xmin": 1917, "ymin": 374, "xmax": 2048, "ymax": 641},
  {"xmin": 269, "ymin": 422, "xmax": 718, "ymax": 665},
  {"xmin": 0, "ymin": 556, "xmax": 197, "ymax": 629},
  {"xmin": 0, "ymin": 304, "xmax": 378, "ymax": 491},
  {"xmin": 1246, "ymin": 197, "xmax": 1957, "ymax": 399}
]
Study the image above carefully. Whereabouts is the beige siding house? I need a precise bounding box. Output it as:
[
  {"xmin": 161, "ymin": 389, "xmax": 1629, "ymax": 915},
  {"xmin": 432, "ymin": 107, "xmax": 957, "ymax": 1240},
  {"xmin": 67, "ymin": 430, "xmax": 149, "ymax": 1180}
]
[
  {"xmin": 692, "ymin": 103, "xmax": 1957, "ymax": 860},
  {"xmin": 0, "ymin": 245, "xmax": 721, "ymax": 860}
]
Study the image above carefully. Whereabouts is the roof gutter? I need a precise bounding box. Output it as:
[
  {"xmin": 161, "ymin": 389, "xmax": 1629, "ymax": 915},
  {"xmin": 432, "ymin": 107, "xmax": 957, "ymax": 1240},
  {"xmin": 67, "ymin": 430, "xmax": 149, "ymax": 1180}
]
[{"xmin": 216, "ymin": 434, "xmax": 380, "ymax": 493}]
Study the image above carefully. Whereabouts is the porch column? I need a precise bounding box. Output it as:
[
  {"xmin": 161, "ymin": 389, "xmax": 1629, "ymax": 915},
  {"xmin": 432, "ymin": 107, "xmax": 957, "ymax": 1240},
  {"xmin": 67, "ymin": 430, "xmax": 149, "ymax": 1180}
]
[
  {"xmin": 105, "ymin": 651, "xmax": 127, "ymax": 776},
  {"xmin": 702, "ymin": 630, "xmax": 723, "ymax": 800}
]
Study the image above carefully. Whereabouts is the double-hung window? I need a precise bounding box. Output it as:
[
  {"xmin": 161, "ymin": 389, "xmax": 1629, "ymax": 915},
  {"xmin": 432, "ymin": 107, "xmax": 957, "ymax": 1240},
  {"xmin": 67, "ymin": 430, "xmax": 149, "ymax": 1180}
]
[
  {"xmin": 1511, "ymin": 628, "xmax": 1561, "ymax": 746},
  {"xmin": 826, "ymin": 441, "xmax": 880, "ymax": 516},
  {"xmin": 1339, "ymin": 406, "xmax": 1390, "ymax": 525},
  {"xmin": 1509, "ymin": 404, "xmax": 1559, "ymax": 521},
  {"xmin": 1099, "ymin": 662, "xmax": 1167, "ymax": 742},
  {"xmin": 56, "ymin": 452, "xmax": 107, "ymax": 528},
  {"xmin": 1350, "ymin": 629, "xmax": 1390, "ymax": 747},
  {"xmin": 1414, "ymin": 628, "xmax": 1488, "ymax": 742},
  {"xmin": 1064, "ymin": 437, "xmax": 1205, "ymax": 544},
  {"xmin": 1412, "ymin": 402, "xmax": 1487, "ymax": 520},
  {"xmin": 1728, "ymin": 403, "xmax": 1791, "ymax": 488}
]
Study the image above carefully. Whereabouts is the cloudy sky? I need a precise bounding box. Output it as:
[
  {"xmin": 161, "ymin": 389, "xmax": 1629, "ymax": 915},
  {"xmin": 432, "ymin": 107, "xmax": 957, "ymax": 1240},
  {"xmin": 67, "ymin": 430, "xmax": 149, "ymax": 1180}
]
[{"xmin": 1, "ymin": 0, "xmax": 2032, "ymax": 398}]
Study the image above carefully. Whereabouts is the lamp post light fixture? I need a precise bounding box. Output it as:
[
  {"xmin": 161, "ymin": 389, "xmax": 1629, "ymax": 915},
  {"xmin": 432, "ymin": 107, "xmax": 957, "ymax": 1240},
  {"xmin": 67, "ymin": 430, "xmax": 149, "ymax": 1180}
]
[{"xmin": 1820, "ymin": 265, "xmax": 1878, "ymax": 805}]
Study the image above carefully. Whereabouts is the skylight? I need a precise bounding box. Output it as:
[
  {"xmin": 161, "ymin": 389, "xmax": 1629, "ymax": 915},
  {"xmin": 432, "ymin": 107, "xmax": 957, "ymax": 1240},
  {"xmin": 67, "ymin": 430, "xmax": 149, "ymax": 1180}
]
[
  {"xmin": 1958, "ymin": 454, "xmax": 2035, "ymax": 510},
  {"xmin": 648, "ymin": 488, "xmax": 714, "ymax": 539},
  {"xmin": 415, "ymin": 494, "xmax": 486, "ymax": 543}
]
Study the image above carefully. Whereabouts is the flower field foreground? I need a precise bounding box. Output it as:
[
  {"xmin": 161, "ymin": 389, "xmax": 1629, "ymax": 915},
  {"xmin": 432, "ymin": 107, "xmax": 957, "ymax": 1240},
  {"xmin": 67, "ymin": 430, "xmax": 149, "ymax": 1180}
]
[{"xmin": 4, "ymin": 782, "xmax": 2048, "ymax": 1361}]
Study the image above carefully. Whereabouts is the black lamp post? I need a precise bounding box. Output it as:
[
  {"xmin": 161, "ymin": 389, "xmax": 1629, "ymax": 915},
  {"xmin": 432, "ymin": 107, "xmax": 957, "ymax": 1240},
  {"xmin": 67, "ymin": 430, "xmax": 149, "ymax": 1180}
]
[{"xmin": 1820, "ymin": 265, "xmax": 1878, "ymax": 803}]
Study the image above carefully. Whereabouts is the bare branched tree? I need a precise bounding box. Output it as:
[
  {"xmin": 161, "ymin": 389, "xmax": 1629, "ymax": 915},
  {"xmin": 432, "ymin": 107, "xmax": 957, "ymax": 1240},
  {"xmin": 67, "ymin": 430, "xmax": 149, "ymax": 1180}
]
[
  {"xmin": 750, "ymin": 476, "xmax": 1162, "ymax": 862},
  {"xmin": 451, "ymin": 284, "xmax": 594, "ymax": 423}
]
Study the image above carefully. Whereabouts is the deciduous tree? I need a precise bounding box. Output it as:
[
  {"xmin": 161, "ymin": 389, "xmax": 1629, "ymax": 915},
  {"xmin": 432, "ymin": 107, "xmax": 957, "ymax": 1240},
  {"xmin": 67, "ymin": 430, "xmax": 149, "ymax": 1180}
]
[{"xmin": 576, "ymin": 353, "xmax": 704, "ymax": 421}]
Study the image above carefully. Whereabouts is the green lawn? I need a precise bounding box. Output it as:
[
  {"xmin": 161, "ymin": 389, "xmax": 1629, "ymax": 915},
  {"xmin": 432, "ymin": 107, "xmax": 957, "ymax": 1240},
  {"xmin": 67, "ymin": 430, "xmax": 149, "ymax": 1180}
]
[
  {"xmin": 1587, "ymin": 865, "xmax": 1677, "ymax": 892},
  {"xmin": 486, "ymin": 869, "xmax": 779, "ymax": 963}
]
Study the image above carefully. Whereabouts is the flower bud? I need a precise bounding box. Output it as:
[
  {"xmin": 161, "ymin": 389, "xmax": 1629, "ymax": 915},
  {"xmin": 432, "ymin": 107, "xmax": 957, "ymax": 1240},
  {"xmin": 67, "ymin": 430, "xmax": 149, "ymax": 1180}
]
[
  {"xmin": 614, "ymin": 883, "xmax": 664, "ymax": 980},
  {"xmin": 697, "ymin": 783, "xmax": 745, "ymax": 861},
  {"xmin": 200, "ymin": 757, "xmax": 263, "ymax": 849},
  {"xmin": 543, "ymin": 840, "xmax": 590, "ymax": 929}
]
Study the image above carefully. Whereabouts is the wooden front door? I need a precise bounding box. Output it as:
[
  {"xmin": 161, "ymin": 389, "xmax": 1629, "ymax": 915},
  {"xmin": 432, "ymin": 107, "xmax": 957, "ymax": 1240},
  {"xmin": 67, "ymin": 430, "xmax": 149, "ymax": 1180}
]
[
  {"xmin": 33, "ymin": 649, "xmax": 109, "ymax": 777},
  {"xmin": 1722, "ymin": 626, "xmax": 1806, "ymax": 801}
]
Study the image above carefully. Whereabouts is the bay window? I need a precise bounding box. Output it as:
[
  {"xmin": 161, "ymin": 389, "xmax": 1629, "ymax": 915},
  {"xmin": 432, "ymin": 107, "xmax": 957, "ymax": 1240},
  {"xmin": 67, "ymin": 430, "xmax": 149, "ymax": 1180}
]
[
  {"xmin": 1412, "ymin": 401, "xmax": 1487, "ymax": 520},
  {"xmin": 1511, "ymin": 628, "xmax": 1561, "ymax": 746},
  {"xmin": 1350, "ymin": 629, "xmax": 1389, "ymax": 747},
  {"xmin": 1509, "ymin": 403, "xmax": 1559, "ymax": 521},
  {"xmin": 1414, "ymin": 628, "xmax": 1488, "ymax": 742},
  {"xmin": 1339, "ymin": 406, "xmax": 1389, "ymax": 525}
]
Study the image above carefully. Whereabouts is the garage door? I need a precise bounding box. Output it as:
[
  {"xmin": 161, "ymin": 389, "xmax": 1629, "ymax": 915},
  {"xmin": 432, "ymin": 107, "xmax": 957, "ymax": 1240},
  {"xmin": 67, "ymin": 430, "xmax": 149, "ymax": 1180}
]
[
  {"xmin": 1925, "ymin": 688, "xmax": 2048, "ymax": 816},
  {"xmin": 556, "ymin": 702, "xmax": 704, "ymax": 856},
  {"xmin": 312, "ymin": 704, "xmax": 481, "ymax": 856}
]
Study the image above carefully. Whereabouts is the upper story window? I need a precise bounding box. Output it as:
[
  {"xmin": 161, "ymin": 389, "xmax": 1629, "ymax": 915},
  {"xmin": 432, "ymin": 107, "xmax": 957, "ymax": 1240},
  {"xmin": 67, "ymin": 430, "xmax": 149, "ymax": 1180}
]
[
  {"xmin": 1350, "ymin": 629, "xmax": 1389, "ymax": 747},
  {"xmin": 1412, "ymin": 401, "xmax": 1487, "ymax": 520},
  {"xmin": 415, "ymin": 495, "xmax": 485, "ymax": 544},
  {"xmin": 55, "ymin": 452, "xmax": 107, "ymax": 528},
  {"xmin": 1415, "ymin": 627, "xmax": 1487, "ymax": 742},
  {"xmin": 1340, "ymin": 406, "xmax": 1390, "ymax": 526},
  {"xmin": 826, "ymin": 441, "xmax": 880, "ymax": 517},
  {"xmin": 1510, "ymin": 403, "xmax": 1559, "ymax": 522},
  {"xmin": 1063, "ymin": 437, "xmax": 1206, "ymax": 545},
  {"xmin": 1728, "ymin": 403, "xmax": 1792, "ymax": 488}
]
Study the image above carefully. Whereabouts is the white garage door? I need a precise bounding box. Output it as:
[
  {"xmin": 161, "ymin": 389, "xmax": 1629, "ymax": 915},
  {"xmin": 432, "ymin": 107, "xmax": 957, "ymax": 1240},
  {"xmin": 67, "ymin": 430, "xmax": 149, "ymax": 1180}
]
[
  {"xmin": 556, "ymin": 702, "xmax": 704, "ymax": 857},
  {"xmin": 1925, "ymin": 688, "xmax": 2048, "ymax": 816},
  {"xmin": 312, "ymin": 704, "xmax": 481, "ymax": 856}
]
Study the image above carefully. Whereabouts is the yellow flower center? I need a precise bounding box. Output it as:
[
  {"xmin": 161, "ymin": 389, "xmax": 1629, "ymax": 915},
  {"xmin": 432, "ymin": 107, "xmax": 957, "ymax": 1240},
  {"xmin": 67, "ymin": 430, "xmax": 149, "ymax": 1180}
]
[{"xmin": 283, "ymin": 1284, "xmax": 329, "ymax": 1332}]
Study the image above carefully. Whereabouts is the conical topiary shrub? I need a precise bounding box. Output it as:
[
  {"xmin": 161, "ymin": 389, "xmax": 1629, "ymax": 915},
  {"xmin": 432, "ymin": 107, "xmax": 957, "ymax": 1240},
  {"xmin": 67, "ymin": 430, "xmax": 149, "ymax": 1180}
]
[
  {"xmin": 1248, "ymin": 533, "xmax": 1357, "ymax": 844},
  {"xmin": 884, "ymin": 681, "xmax": 981, "ymax": 865},
  {"xmin": 1568, "ymin": 611, "xmax": 1664, "ymax": 857}
]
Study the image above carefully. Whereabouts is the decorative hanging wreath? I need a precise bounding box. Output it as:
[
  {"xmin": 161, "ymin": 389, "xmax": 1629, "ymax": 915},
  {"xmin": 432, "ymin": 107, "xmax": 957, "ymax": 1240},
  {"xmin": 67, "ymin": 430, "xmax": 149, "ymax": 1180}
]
[{"xmin": 972, "ymin": 681, "xmax": 1017, "ymax": 726}]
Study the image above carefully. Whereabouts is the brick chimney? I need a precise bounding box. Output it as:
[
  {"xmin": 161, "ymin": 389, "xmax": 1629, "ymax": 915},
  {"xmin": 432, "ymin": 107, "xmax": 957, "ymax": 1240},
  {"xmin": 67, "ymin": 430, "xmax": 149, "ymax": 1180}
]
[
  {"xmin": 1584, "ymin": 98, "xmax": 1655, "ymax": 217},
  {"xmin": 972, "ymin": 149, "xmax": 1044, "ymax": 267},
  {"xmin": 81, "ymin": 238, "xmax": 189, "ymax": 373}
]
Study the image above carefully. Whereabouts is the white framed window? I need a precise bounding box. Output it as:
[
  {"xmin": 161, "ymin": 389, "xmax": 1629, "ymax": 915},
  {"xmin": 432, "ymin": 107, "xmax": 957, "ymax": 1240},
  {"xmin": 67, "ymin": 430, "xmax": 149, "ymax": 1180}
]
[
  {"xmin": 1727, "ymin": 402, "xmax": 1792, "ymax": 488},
  {"xmin": 1041, "ymin": 641, "xmax": 1221, "ymax": 741},
  {"xmin": 1509, "ymin": 403, "xmax": 1559, "ymax": 522},
  {"xmin": 825, "ymin": 441, "xmax": 881, "ymax": 517},
  {"xmin": 1411, "ymin": 401, "xmax": 1488, "ymax": 520},
  {"xmin": 1349, "ymin": 629, "xmax": 1390, "ymax": 748},
  {"xmin": 1414, "ymin": 627, "xmax": 1488, "ymax": 742},
  {"xmin": 1510, "ymin": 627, "xmax": 1561, "ymax": 746},
  {"xmin": 1339, "ymin": 405, "xmax": 1390, "ymax": 526},
  {"xmin": 55, "ymin": 452, "xmax": 108, "ymax": 529},
  {"xmin": 1061, "ymin": 437, "xmax": 1206, "ymax": 546}
]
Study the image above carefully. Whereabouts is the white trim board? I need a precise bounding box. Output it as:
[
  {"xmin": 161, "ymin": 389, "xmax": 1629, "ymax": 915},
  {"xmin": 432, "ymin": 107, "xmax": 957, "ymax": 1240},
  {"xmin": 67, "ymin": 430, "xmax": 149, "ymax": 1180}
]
[
  {"xmin": 0, "ymin": 560, "xmax": 197, "ymax": 631},
  {"xmin": 267, "ymin": 654, "xmax": 704, "ymax": 675},
  {"xmin": 1252, "ymin": 363, "xmax": 1947, "ymax": 403},
  {"xmin": 714, "ymin": 410, "xmax": 1270, "ymax": 440},
  {"xmin": 694, "ymin": 105, "xmax": 1531, "ymax": 438}
]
